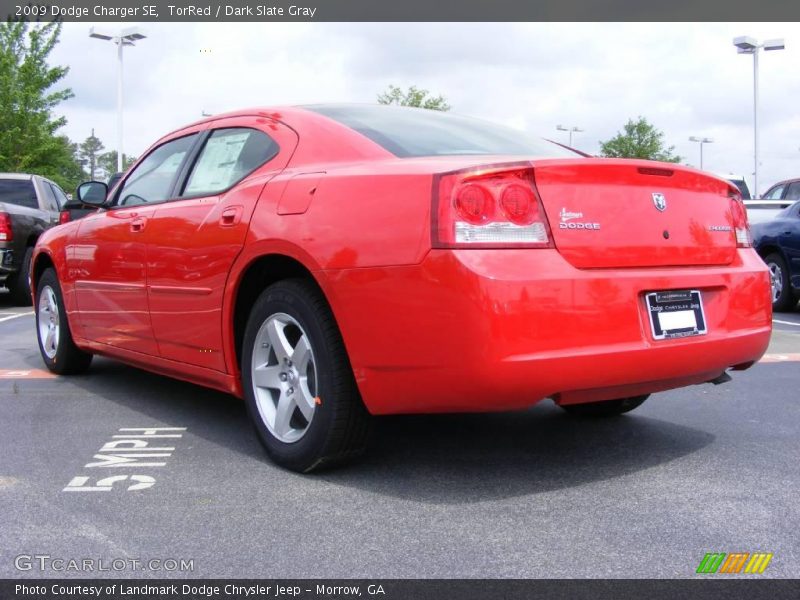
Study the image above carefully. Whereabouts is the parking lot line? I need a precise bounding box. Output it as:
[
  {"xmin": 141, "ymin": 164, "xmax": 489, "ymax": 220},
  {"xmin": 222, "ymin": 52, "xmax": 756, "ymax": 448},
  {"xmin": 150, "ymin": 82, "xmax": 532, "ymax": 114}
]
[
  {"xmin": 0, "ymin": 369, "xmax": 57, "ymax": 379},
  {"xmin": 0, "ymin": 311, "xmax": 34, "ymax": 323},
  {"xmin": 773, "ymin": 319, "xmax": 800, "ymax": 327},
  {"xmin": 758, "ymin": 353, "xmax": 800, "ymax": 363}
]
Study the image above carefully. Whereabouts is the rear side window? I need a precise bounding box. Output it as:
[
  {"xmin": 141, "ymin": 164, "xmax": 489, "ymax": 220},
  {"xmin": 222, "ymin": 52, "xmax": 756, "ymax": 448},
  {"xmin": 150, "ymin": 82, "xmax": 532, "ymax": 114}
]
[
  {"xmin": 40, "ymin": 181, "xmax": 59, "ymax": 212},
  {"xmin": 776, "ymin": 201, "xmax": 800, "ymax": 219},
  {"xmin": 183, "ymin": 128, "xmax": 279, "ymax": 197},
  {"xmin": 785, "ymin": 182, "xmax": 800, "ymax": 201},
  {"xmin": 306, "ymin": 104, "xmax": 579, "ymax": 159},
  {"xmin": 0, "ymin": 179, "xmax": 37, "ymax": 209},
  {"xmin": 763, "ymin": 185, "xmax": 785, "ymax": 200},
  {"xmin": 49, "ymin": 183, "xmax": 69, "ymax": 208},
  {"xmin": 117, "ymin": 134, "xmax": 198, "ymax": 207}
]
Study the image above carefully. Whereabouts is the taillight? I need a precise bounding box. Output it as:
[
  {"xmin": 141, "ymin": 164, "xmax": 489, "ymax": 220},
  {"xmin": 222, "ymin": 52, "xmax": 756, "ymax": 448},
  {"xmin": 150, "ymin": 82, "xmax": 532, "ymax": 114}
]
[
  {"xmin": 433, "ymin": 164, "xmax": 553, "ymax": 248},
  {"xmin": 729, "ymin": 191, "xmax": 751, "ymax": 248},
  {"xmin": 59, "ymin": 210, "xmax": 71, "ymax": 225},
  {"xmin": 0, "ymin": 212, "xmax": 12, "ymax": 242}
]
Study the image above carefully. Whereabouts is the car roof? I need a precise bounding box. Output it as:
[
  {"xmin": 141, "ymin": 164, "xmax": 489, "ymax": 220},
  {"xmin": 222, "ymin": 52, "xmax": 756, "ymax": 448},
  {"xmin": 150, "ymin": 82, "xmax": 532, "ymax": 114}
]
[
  {"xmin": 0, "ymin": 173, "xmax": 35, "ymax": 180},
  {"xmin": 765, "ymin": 178, "xmax": 800, "ymax": 189}
]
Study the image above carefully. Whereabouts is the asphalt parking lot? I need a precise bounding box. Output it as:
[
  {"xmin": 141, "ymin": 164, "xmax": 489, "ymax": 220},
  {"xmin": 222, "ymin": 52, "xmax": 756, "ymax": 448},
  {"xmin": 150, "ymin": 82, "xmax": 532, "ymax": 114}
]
[{"xmin": 0, "ymin": 291, "xmax": 798, "ymax": 579}]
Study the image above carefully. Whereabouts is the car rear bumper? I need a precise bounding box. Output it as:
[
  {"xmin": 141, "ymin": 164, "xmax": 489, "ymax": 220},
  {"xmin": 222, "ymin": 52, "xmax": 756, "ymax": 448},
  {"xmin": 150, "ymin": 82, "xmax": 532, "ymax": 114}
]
[{"xmin": 324, "ymin": 248, "xmax": 772, "ymax": 415}]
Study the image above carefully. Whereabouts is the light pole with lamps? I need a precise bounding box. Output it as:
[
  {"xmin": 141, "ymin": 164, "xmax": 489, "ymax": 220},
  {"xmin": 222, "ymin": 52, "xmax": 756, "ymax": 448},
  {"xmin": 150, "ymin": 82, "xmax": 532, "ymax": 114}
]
[
  {"xmin": 89, "ymin": 27, "xmax": 147, "ymax": 173},
  {"xmin": 688, "ymin": 136, "xmax": 714, "ymax": 170},
  {"xmin": 556, "ymin": 124, "xmax": 584, "ymax": 147},
  {"xmin": 733, "ymin": 35, "xmax": 784, "ymax": 198}
]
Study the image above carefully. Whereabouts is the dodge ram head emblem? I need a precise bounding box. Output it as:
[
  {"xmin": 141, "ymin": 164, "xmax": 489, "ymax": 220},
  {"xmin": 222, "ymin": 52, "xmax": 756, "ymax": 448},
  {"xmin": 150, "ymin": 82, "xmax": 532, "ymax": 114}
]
[{"xmin": 652, "ymin": 192, "xmax": 667, "ymax": 211}]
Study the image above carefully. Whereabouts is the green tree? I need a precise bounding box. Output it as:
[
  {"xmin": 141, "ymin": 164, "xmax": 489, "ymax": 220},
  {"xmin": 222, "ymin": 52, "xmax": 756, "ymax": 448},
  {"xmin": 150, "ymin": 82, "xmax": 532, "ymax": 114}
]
[
  {"xmin": 377, "ymin": 85, "xmax": 451, "ymax": 111},
  {"xmin": 79, "ymin": 128, "xmax": 104, "ymax": 180},
  {"xmin": 0, "ymin": 21, "xmax": 82, "ymax": 190},
  {"xmin": 98, "ymin": 150, "xmax": 136, "ymax": 180},
  {"xmin": 599, "ymin": 116, "xmax": 681, "ymax": 163}
]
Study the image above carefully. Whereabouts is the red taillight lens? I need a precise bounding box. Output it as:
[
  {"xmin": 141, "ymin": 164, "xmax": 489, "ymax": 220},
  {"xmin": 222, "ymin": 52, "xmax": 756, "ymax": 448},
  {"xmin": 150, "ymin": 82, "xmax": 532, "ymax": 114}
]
[
  {"xmin": 729, "ymin": 192, "xmax": 751, "ymax": 248},
  {"xmin": 454, "ymin": 184, "xmax": 494, "ymax": 225},
  {"xmin": 59, "ymin": 210, "xmax": 71, "ymax": 225},
  {"xmin": 0, "ymin": 212, "xmax": 12, "ymax": 242},
  {"xmin": 499, "ymin": 184, "xmax": 536, "ymax": 225},
  {"xmin": 433, "ymin": 164, "xmax": 553, "ymax": 248}
]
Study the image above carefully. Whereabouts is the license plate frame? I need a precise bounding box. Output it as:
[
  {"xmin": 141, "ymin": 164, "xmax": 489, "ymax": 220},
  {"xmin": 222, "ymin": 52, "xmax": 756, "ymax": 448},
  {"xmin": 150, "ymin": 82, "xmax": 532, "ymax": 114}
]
[{"xmin": 645, "ymin": 290, "xmax": 708, "ymax": 340}]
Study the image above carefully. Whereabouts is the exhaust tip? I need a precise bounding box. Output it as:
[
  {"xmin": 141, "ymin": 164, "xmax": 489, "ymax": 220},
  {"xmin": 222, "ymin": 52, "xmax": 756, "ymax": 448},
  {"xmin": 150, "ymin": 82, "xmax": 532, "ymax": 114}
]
[{"xmin": 708, "ymin": 371, "xmax": 733, "ymax": 386}]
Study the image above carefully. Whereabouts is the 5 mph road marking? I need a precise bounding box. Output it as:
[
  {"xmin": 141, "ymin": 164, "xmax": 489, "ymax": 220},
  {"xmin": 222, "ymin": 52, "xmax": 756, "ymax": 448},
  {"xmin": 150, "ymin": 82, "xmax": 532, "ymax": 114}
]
[{"xmin": 63, "ymin": 427, "xmax": 187, "ymax": 492}]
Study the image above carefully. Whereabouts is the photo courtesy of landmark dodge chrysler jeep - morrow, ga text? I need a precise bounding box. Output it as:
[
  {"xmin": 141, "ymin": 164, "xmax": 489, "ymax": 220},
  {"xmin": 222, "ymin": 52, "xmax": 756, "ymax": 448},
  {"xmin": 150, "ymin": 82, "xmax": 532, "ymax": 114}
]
[{"xmin": 31, "ymin": 105, "xmax": 772, "ymax": 472}]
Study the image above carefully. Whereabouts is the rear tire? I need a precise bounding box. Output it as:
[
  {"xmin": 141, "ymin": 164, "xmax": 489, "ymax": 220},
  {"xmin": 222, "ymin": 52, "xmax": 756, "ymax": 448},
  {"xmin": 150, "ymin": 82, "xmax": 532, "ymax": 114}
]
[
  {"xmin": 8, "ymin": 246, "xmax": 33, "ymax": 306},
  {"xmin": 765, "ymin": 253, "xmax": 796, "ymax": 312},
  {"xmin": 241, "ymin": 279, "xmax": 371, "ymax": 472},
  {"xmin": 560, "ymin": 394, "xmax": 649, "ymax": 418}
]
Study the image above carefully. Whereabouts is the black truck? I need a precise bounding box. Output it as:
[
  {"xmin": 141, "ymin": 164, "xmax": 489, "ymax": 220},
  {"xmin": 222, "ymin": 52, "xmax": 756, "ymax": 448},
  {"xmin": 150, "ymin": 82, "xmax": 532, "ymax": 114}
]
[{"xmin": 0, "ymin": 173, "xmax": 68, "ymax": 305}]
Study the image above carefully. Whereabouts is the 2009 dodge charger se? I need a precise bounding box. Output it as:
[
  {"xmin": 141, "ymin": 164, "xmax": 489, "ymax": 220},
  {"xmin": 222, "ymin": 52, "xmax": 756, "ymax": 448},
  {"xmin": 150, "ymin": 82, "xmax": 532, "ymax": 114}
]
[{"xmin": 31, "ymin": 105, "xmax": 772, "ymax": 471}]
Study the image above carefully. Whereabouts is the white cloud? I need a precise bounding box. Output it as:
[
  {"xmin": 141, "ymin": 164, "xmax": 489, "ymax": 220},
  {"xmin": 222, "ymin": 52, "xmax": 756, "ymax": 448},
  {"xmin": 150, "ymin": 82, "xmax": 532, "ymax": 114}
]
[{"xmin": 51, "ymin": 22, "xmax": 799, "ymax": 194}]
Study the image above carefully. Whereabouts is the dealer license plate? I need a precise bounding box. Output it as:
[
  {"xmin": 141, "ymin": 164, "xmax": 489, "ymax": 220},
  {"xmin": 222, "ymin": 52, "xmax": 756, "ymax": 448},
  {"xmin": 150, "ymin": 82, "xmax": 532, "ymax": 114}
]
[{"xmin": 645, "ymin": 290, "xmax": 707, "ymax": 340}]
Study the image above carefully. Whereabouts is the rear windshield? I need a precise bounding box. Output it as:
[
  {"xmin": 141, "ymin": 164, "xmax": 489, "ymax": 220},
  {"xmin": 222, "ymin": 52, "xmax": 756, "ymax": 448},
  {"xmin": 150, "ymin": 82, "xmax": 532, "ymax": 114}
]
[
  {"xmin": 306, "ymin": 104, "xmax": 580, "ymax": 159},
  {"xmin": 0, "ymin": 178, "xmax": 37, "ymax": 209},
  {"xmin": 777, "ymin": 201, "xmax": 800, "ymax": 218}
]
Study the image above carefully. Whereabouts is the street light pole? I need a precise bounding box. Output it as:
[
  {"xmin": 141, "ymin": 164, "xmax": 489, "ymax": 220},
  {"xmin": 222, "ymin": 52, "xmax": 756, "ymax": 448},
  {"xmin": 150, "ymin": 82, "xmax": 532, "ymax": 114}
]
[
  {"xmin": 89, "ymin": 27, "xmax": 147, "ymax": 173},
  {"xmin": 733, "ymin": 36, "xmax": 784, "ymax": 198},
  {"xmin": 556, "ymin": 124, "xmax": 584, "ymax": 147},
  {"xmin": 688, "ymin": 136, "xmax": 714, "ymax": 170},
  {"xmin": 117, "ymin": 39, "xmax": 124, "ymax": 172}
]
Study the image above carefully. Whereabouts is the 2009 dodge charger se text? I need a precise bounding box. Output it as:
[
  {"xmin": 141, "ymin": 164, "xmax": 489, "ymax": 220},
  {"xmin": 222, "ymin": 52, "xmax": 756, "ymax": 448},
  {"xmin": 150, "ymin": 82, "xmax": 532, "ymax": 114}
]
[{"xmin": 31, "ymin": 105, "xmax": 772, "ymax": 472}]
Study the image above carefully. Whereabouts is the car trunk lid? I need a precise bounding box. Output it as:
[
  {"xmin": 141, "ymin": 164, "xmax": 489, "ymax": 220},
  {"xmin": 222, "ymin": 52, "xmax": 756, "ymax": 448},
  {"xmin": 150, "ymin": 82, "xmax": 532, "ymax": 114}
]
[{"xmin": 533, "ymin": 159, "xmax": 739, "ymax": 268}]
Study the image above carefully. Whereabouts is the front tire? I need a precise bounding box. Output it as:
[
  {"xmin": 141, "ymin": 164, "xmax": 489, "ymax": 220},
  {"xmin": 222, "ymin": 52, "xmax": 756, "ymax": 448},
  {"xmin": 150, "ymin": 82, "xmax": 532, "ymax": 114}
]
[
  {"xmin": 765, "ymin": 253, "xmax": 796, "ymax": 312},
  {"xmin": 8, "ymin": 246, "xmax": 33, "ymax": 306},
  {"xmin": 560, "ymin": 394, "xmax": 649, "ymax": 418},
  {"xmin": 35, "ymin": 268, "xmax": 93, "ymax": 374},
  {"xmin": 241, "ymin": 279, "xmax": 371, "ymax": 472}
]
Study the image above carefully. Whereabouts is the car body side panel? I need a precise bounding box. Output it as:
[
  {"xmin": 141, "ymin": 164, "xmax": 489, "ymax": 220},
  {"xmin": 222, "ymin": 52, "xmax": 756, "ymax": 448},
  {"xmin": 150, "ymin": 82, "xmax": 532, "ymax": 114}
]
[
  {"xmin": 144, "ymin": 116, "xmax": 299, "ymax": 372},
  {"xmin": 70, "ymin": 205, "xmax": 158, "ymax": 354}
]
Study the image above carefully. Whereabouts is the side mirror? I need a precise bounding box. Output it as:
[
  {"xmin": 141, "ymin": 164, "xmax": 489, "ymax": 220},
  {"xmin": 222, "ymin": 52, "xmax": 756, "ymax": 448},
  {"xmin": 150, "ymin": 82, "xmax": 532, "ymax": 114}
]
[{"xmin": 76, "ymin": 181, "xmax": 108, "ymax": 206}]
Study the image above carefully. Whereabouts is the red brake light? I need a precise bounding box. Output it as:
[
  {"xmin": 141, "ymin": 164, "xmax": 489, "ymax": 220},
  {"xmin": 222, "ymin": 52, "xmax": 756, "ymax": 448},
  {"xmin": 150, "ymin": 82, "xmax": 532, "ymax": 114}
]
[
  {"xmin": 59, "ymin": 210, "xmax": 71, "ymax": 225},
  {"xmin": 499, "ymin": 184, "xmax": 536, "ymax": 225},
  {"xmin": 729, "ymin": 191, "xmax": 751, "ymax": 248},
  {"xmin": 433, "ymin": 164, "xmax": 553, "ymax": 248},
  {"xmin": 454, "ymin": 184, "xmax": 494, "ymax": 225},
  {"xmin": 0, "ymin": 212, "xmax": 12, "ymax": 242}
]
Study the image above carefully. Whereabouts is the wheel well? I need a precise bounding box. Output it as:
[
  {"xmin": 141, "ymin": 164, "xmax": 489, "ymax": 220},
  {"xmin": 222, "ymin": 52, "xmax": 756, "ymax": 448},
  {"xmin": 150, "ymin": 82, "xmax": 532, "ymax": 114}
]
[
  {"xmin": 26, "ymin": 234, "xmax": 39, "ymax": 248},
  {"xmin": 756, "ymin": 245, "xmax": 781, "ymax": 260},
  {"xmin": 32, "ymin": 253, "xmax": 55, "ymax": 292},
  {"xmin": 232, "ymin": 254, "xmax": 321, "ymax": 367}
]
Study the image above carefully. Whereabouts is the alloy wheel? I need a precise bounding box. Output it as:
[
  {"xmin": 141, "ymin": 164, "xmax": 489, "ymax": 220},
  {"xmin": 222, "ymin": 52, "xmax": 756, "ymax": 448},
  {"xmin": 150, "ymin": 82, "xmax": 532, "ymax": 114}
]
[
  {"xmin": 768, "ymin": 261, "xmax": 783, "ymax": 304},
  {"xmin": 250, "ymin": 312, "xmax": 318, "ymax": 443},
  {"xmin": 37, "ymin": 285, "xmax": 60, "ymax": 359}
]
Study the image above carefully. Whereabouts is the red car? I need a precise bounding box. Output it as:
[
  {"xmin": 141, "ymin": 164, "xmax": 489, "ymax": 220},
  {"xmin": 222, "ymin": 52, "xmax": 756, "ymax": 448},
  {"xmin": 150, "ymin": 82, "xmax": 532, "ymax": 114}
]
[{"xmin": 31, "ymin": 105, "xmax": 772, "ymax": 471}]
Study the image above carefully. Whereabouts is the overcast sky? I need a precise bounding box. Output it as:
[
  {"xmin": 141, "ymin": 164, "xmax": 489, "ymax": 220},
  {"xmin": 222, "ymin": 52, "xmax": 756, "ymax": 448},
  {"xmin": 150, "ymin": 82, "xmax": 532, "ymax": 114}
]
[{"xmin": 50, "ymin": 22, "xmax": 799, "ymax": 195}]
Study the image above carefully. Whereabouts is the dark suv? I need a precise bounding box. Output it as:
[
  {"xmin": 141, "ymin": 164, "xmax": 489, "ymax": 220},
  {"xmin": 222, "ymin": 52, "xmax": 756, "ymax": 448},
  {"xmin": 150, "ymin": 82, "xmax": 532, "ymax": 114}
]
[{"xmin": 0, "ymin": 174, "xmax": 67, "ymax": 304}]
